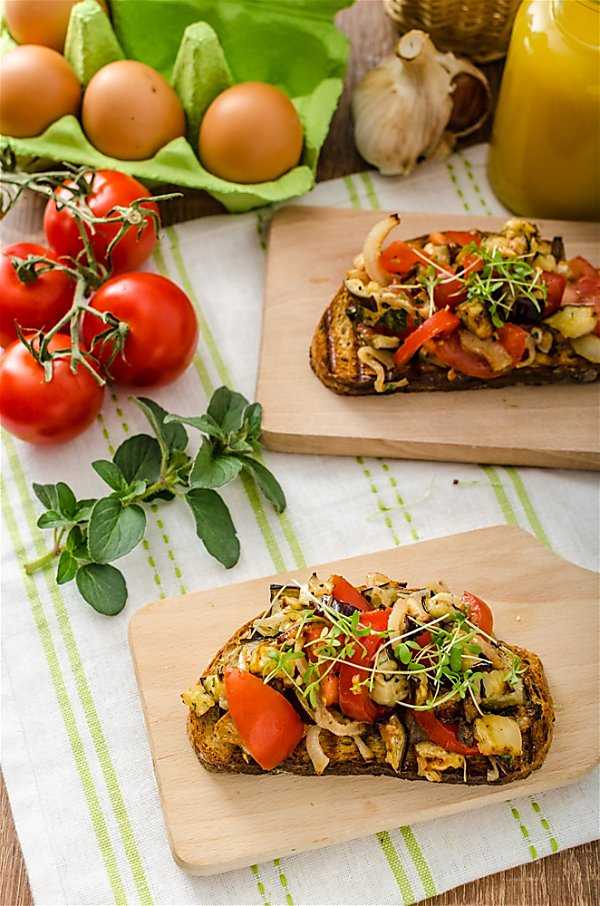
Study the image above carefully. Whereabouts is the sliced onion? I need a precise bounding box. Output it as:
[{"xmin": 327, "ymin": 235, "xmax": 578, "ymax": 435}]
[
  {"xmin": 460, "ymin": 330, "xmax": 513, "ymax": 372},
  {"xmin": 355, "ymin": 736, "xmax": 375, "ymax": 761},
  {"xmin": 313, "ymin": 699, "xmax": 367, "ymax": 737},
  {"xmin": 306, "ymin": 725, "xmax": 329, "ymax": 775},
  {"xmin": 362, "ymin": 214, "xmax": 401, "ymax": 285},
  {"xmin": 388, "ymin": 596, "xmax": 409, "ymax": 637}
]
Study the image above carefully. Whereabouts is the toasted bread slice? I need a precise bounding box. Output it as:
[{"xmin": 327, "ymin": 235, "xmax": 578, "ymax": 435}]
[
  {"xmin": 309, "ymin": 219, "xmax": 600, "ymax": 396},
  {"xmin": 184, "ymin": 579, "xmax": 554, "ymax": 785}
]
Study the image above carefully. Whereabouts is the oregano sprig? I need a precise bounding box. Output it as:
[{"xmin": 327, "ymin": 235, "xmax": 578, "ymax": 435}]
[{"xmin": 25, "ymin": 387, "xmax": 286, "ymax": 616}]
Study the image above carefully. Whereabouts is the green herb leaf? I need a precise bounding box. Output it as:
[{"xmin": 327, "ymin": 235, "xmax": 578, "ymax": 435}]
[
  {"xmin": 37, "ymin": 510, "xmax": 67, "ymax": 529},
  {"xmin": 450, "ymin": 643, "xmax": 463, "ymax": 673},
  {"xmin": 56, "ymin": 550, "xmax": 78, "ymax": 585},
  {"xmin": 208, "ymin": 386, "xmax": 249, "ymax": 433},
  {"xmin": 113, "ymin": 433, "xmax": 161, "ymax": 483},
  {"xmin": 189, "ymin": 438, "xmax": 243, "ymax": 489},
  {"xmin": 165, "ymin": 412, "xmax": 225, "ymax": 440},
  {"xmin": 92, "ymin": 459, "xmax": 127, "ymax": 492},
  {"xmin": 32, "ymin": 483, "xmax": 59, "ymax": 511},
  {"xmin": 75, "ymin": 499, "xmax": 96, "ymax": 521},
  {"xmin": 239, "ymin": 456, "xmax": 286, "ymax": 513},
  {"xmin": 76, "ymin": 563, "xmax": 127, "ymax": 615},
  {"xmin": 395, "ymin": 643, "xmax": 412, "ymax": 664},
  {"xmin": 135, "ymin": 397, "xmax": 188, "ymax": 459},
  {"xmin": 185, "ymin": 488, "xmax": 240, "ymax": 568},
  {"xmin": 243, "ymin": 402, "xmax": 263, "ymax": 440},
  {"xmin": 56, "ymin": 482, "xmax": 77, "ymax": 518},
  {"xmin": 87, "ymin": 497, "xmax": 146, "ymax": 563}
]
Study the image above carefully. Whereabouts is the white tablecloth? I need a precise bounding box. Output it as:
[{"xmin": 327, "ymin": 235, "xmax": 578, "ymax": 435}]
[{"xmin": 2, "ymin": 144, "xmax": 599, "ymax": 905}]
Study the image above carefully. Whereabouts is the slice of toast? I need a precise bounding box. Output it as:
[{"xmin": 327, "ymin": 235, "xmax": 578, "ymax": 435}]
[
  {"xmin": 184, "ymin": 579, "xmax": 555, "ymax": 785},
  {"xmin": 309, "ymin": 221, "xmax": 600, "ymax": 396}
]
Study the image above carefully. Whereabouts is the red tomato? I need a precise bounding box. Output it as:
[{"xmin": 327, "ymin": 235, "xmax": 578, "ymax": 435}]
[
  {"xmin": 429, "ymin": 230, "xmax": 480, "ymax": 247},
  {"xmin": 433, "ymin": 267, "xmax": 467, "ymax": 309},
  {"xmin": 415, "ymin": 630, "xmax": 432, "ymax": 648},
  {"xmin": 424, "ymin": 333, "xmax": 500, "ymax": 380},
  {"xmin": 0, "ymin": 334, "xmax": 104, "ymax": 444},
  {"xmin": 82, "ymin": 272, "xmax": 198, "ymax": 387},
  {"xmin": 224, "ymin": 668, "xmax": 304, "ymax": 770},
  {"xmin": 380, "ymin": 241, "xmax": 424, "ymax": 276},
  {"xmin": 338, "ymin": 664, "xmax": 384, "ymax": 722},
  {"xmin": 561, "ymin": 275, "xmax": 600, "ymax": 313},
  {"xmin": 331, "ymin": 575, "xmax": 370, "ymax": 612},
  {"xmin": 413, "ymin": 711, "xmax": 479, "ymax": 755},
  {"xmin": 540, "ymin": 271, "xmax": 566, "ymax": 317},
  {"xmin": 459, "ymin": 252, "xmax": 484, "ymax": 275},
  {"xmin": 44, "ymin": 170, "xmax": 159, "ymax": 274},
  {"xmin": 0, "ymin": 243, "xmax": 73, "ymax": 347},
  {"xmin": 497, "ymin": 324, "xmax": 527, "ymax": 362},
  {"xmin": 394, "ymin": 308, "xmax": 460, "ymax": 368},
  {"xmin": 462, "ymin": 591, "xmax": 494, "ymax": 636}
]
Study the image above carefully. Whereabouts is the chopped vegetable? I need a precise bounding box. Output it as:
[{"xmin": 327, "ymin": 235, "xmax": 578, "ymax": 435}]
[
  {"xmin": 394, "ymin": 308, "xmax": 460, "ymax": 367},
  {"xmin": 413, "ymin": 710, "xmax": 479, "ymax": 756},
  {"xmin": 474, "ymin": 715, "xmax": 522, "ymax": 756}
]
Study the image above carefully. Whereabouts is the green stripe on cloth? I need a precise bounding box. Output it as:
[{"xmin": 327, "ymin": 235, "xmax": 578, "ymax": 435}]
[
  {"xmin": 359, "ymin": 171, "xmax": 379, "ymax": 210},
  {"xmin": 250, "ymin": 864, "xmax": 272, "ymax": 906},
  {"xmin": 161, "ymin": 227, "xmax": 289, "ymax": 574},
  {"xmin": 273, "ymin": 858, "xmax": 295, "ymax": 906},
  {"xmin": 445, "ymin": 160, "xmax": 471, "ymax": 211},
  {"xmin": 4, "ymin": 437, "xmax": 154, "ymax": 905},
  {"xmin": 356, "ymin": 457, "xmax": 401, "ymax": 545},
  {"xmin": 481, "ymin": 466, "xmax": 516, "ymax": 525},
  {"xmin": 343, "ymin": 175, "xmax": 361, "ymax": 210},
  {"xmin": 511, "ymin": 806, "xmax": 538, "ymax": 860},
  {"xmin": 1, "ymin": 478, "xmax": 128, "ymax": 906},
  {"xmin": 457, "ymin": 152, "xmax": 493, "ymax": 216},
  {"xmin": 530, "ymin": 801, "xmax": 559, "ymax": 853},
  {"xmin": 504, "ymin": 467, "xmax": 551, "ymax": 548},
  {"xmin": 376, "ymin": 831, "xmax": 415, "ymax": 904},
  {"xmin": 399, "ymin": 827, "xmax": 437, "ymax": 899},
  {"xmin": 380, "ymin": 463, "xmax": 419, "ymax": 542}
]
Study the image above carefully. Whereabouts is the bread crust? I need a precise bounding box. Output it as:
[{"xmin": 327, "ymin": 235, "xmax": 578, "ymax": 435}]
[
  {"xmin": 186, "ymin": 615, "xmax": 554, "ymax": 786},
  {"xmin": 309, "ymin": 283, "xmax": 600, "ymax": 396}
]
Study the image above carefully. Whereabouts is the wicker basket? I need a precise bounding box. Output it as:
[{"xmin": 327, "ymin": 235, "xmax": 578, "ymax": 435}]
[{"xmin": 383, "ymin": 0, "xmax": 522, "ymax": 61}]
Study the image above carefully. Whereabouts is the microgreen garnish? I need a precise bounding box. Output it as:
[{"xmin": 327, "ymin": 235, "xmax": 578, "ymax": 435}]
[{"xmin": 25, "ymin": 387, "xmax": 286, "ymax": 615}]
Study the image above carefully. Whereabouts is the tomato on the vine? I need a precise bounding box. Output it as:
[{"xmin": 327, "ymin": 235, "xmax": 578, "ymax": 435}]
[
  {"xmin": 0, "ymin": 243, "xmax": 74, "ymax": 347},
  {"xmin": 82, "ymin": 272, "xmax": 198, "ymax": 387},
  {"xmin": 0, "ymin": 335, "xmax": 104, "ymax": 444},
  {"xmin": 43, "ymin": 170, "xmax": 159, "ymax": 273}
]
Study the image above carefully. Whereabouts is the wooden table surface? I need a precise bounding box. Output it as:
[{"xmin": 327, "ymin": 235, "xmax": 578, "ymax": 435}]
[{"xmin": 1, "ymin": 2, "xmax": 597, "ymax": 904}]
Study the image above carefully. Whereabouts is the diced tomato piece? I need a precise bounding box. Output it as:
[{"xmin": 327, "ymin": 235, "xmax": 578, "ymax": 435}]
[
  {"xmin": 424, "ymin": 332, "xmax": 501, "ymax": 379},
  {"xmin": 394, "ymin": 308, "xmax": 460, "ymax": 368},
  {"xmin": 380, "ymin": 241, "xmax": 424, "ymax": 276},
  {"xmin": 331, "ymin": 575, "xmax": 371, "ymax": 612},
  {"xmin": 433, "ymin": 267, "xmax": 468, "ymax": 309},
  {"xmin": 497, "ymin": 324, "xmax": 528, "ymax": 362},
  {"xmin": 539, "ymin": 271, "xmax": 566, "ymax": 316},
  {"xmin": 224, "ymin": 669, "xmax": 304, "ymax": 770},
  {"xmin": 350, "ymin": 609, "xmax": 390, "ymax": 668},
  {"xmin": 460, "ymin": 252, "xmax": 484, "ymax": 275},
  {"xmin": 463, "ymin": 591, "xmax": 494, "ymax": 635},
  {"xmin": 338, "ymin": 663, "xmax": 384, "ymax": 722},
  {"xmin": 415, "ymin": 630, "xmax": 432, "ymax": 648},
  {"xmin": 413, "ymin": 710, "xmax": 479, "ymax": 755}
]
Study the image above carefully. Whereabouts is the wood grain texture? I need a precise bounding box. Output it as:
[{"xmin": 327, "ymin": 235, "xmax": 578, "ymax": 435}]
[
  {"xmin": 128, "ymin": 526, "xmax": 599, "ymax": 876},
  {"xmin": 258, "ymin": 206, "xmax": 600, "ymax": 469}
]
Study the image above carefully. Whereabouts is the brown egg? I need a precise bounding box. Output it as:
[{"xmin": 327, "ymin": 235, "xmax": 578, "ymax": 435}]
[
  {"xmin": 82, "ymin": 60, "xmax": 185, "ymax": 160},
  {"xmin": 5, "ymin": 0, "xmax": 108, "ymax": 52},
  {"xmin": 0, "ymin": 44, "xmax": 80, "ymax": 138},
  {"xmin": 198, "ymin": 82, "xmax": 303, "ymax": 184}
]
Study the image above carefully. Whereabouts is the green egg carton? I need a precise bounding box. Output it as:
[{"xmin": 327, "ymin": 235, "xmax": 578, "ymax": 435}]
[{"xmin": 0, "ymin": 0, "xmax": 352, "ymax": 213}]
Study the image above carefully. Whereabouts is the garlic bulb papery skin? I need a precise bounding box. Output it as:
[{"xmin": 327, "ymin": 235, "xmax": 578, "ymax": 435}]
[{"xmin": 352, "ymin": 30, "xmax": 490, "ymax": 176}]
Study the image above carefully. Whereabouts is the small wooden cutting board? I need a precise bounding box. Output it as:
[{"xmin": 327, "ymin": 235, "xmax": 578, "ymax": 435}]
[
  {"xmin": 257, "ymin": 207, "xmax": 600, "ymax": 470},
  {"xmin": 129, "ymin": 526, "xmax": 599, "ymax": 876}
]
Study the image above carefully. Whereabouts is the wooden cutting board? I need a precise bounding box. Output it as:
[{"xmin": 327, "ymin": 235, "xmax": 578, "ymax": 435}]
[
  {"xmin": 257, "ymin": 207, "xmax": 600, "ymax": 470},
  {"xmin": 128, "ymin": 526, "xmax": 599, "ymax": 876}
]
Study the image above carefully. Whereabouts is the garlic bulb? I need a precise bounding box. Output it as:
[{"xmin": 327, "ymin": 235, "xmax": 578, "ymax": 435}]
[{"xmin": 352, "ymin": 30, "xmax": 491, "ymax": 176}]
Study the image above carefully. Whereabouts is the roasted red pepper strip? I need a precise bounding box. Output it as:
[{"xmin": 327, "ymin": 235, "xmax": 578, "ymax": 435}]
[
  {"xmin": 380, "ymin": 240, "xmax": 424, "ymax": 275},
  {"xmin": 414, "ymin": 710, "xmax": 479, "ymax": 755},
  {"xmin": 394, "ymin": 308, "xmax": 460, "ymax": 368},
  {"xmin": 463, "ymin": 591, "xmax": 494, "ymax": 635},
  {"xmin": 429, "ymin": 230, "xmax": 481, "ymax": 247},
  {"xmin": 331, "ymin": 575, "xmax": 371, "ymax": 612},
  {"xmin": 497, "ymin": 324, "xmax": 528, "ymax": 362},
  {"xmin": 424, "ymin": 333, "xmax": 500, "ymax": 380},
  {"xmin": 433, "ymin": 267, "xmax": 468, "ymax": 309},
  {"xmin": 339, "ymin": 609, "xmax": 390, "ymax": 722}
]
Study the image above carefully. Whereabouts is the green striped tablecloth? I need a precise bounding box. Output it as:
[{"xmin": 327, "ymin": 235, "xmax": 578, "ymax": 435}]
[{"xmin": 2, "ymin": 143, "xmax": 598, "ymax": 905}]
